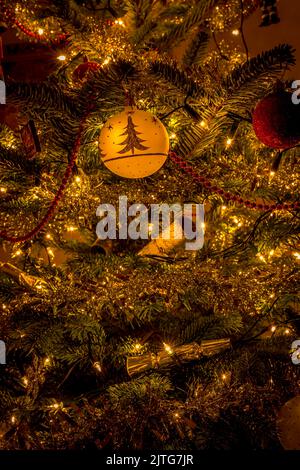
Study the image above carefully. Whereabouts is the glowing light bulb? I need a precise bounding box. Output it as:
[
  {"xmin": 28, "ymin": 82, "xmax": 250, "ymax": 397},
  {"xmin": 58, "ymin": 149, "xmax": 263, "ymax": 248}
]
[
  {"xmin": 93, "ymin": 361, "xmax": 102, "ymax": 372},
  {"xmin": 170, "ymin": 133, "xmax": 176, "ymax": 139},
  {"xmin": 47, "ymin": 248, "xmax": 54, "ymax": 257},
  {"xmin": 232, "ymin": 29, "xmax": 239, "ymax": 36},
  {"xmin": 115, "ymin": 19, "xmax": 125, "ymax": 27},
  {"xmin": 38, "ymin": 28, "xmax": 44, "ymax": 35},
  {"xmin": 293, "ymin": 252, "xmax": 300, "ymax": 260},
  {"xmin": 257, "ymin": 253, "xmax": 266, "ymax": 263},
  {"xmin": 0, "ymin": 187, "xmax": 7, "ymax": 193},
  {"xmin": 57, "ymin": 55, "xmax": 66, "ymax": 61},
  {"xmin": 226, "ymin": 138, "xmax": 233, "ymax": 146},
  {"xmin": 200, "ymin": 120, "xmax": 206, "ymax": 127},
  {"xmin": 163, "ymin": 343, "xmax": 173, "ymax": 354},
  {"xmin": 270, "ymin": 325, "xmax": 276, "ymax": 332},
  {"xmin": 221, "ymin": 373, "xmax": 227, "ymax": 380},
  {"xmin": 75, "ymin": 176, "xmax": 81, "ymax": 183}
]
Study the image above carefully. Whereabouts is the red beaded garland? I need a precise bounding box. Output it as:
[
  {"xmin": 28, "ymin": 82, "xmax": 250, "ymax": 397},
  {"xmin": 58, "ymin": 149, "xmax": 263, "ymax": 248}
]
[
  {"xmin": 169, "ymin": 151, "xmax": 298, "ymax": 213},
  {"xmin": 0, "ymin": 107, "xmax": 93, "ymax": 243}
]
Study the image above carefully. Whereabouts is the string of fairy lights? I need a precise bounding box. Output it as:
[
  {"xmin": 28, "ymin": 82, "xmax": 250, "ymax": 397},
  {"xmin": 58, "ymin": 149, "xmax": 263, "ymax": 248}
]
[
  {"xmin": 0, "ymin": 2, "xmax": 299, "ymax": 428},
  {"xmin": 4, "ymin": 317, "xmax": 295, "ymax": 427},
  {"xmin": 0, "ymin": 9, "xmax": 298, "ymax": 240},
  {"xmin": 0, "ymin": 2, "xmax": 297, "ymax": 243},
  {"xmin": 1, "ymin": 282, "xmax": 298, "ymax": 429},
  {"xmin": 1, "ymin": 1, "xmax": 298, "ymax": 302}
]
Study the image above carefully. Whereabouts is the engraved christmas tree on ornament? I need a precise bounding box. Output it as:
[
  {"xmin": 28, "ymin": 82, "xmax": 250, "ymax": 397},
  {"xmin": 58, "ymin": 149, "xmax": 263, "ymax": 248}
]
[
  {"xmin": 99, "ymin": 108, "xmax": 169, "ymax": 178},
  {"xmin": 118, "ymin": 115, "xmax": 149, "ymax": 154}
]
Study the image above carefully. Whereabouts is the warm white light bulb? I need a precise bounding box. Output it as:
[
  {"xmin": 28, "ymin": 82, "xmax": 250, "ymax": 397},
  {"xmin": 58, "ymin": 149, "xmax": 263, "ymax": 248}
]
[{"xmin": 163, "ymin": 343, "xmax": 173, "ymax": 354}]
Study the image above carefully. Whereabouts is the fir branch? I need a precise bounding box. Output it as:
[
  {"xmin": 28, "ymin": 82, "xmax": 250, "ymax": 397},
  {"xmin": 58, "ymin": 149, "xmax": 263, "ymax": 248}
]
[
  {"xmin": 183, "ymin": 30, "xmax": 210, "ymax": 68},
  {"xmin": 149, "ymin": 60, "xmax": 205, "ymax": 99},
  {"xmin": 156, "ymin": 0, "xmax": 218, "ymax": 51},
  {"xmin": 6, "ymin": 82, "xmax": 80, "ymax": 118},
  {"xmin": 223, "ymin": 44, "xmax": 296, "ymax": 92}
]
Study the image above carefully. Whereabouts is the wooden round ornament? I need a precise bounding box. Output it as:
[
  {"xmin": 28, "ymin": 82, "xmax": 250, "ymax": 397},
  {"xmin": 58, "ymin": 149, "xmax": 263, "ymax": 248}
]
[
  {"xmin": 99, "ymin": 107, "xmax": 169, "ymax": 178},
  {"xmin": 277, "ymin": 396, "xmax": 300, "ymax": 449}
]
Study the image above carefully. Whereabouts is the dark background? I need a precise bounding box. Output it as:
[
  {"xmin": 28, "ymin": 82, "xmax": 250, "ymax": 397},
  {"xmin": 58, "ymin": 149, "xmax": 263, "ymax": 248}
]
[{"xmin": 228, "ymin": 0, "xmax": 300, "ymax": 78}]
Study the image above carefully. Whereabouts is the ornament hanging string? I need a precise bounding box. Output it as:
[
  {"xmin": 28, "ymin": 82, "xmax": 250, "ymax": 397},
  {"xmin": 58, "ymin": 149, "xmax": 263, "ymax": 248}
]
[
  {"xmin": 169, "ymin": 151, "xmax": 299, "ymax": 212},
  {"xmin": 0, "ymin": 105, "xmax": 94, "ymax": 243}
]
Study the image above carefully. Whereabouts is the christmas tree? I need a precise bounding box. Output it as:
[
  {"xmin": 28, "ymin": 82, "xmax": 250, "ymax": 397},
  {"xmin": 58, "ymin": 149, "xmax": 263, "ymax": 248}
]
[
  {"xmin": 0, "ymin": 0, "xmax": 299, "ymax": 452},
  {"xmin": 118, "ymin": 115, "xmax": 149, "ymax": 154}
]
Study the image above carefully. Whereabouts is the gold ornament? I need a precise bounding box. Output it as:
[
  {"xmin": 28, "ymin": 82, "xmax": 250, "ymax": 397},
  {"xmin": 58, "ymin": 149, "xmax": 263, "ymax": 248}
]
[
  {"xmin": 138, "ymin": 203, "xmax": 204, "ymax": 259},
  {"xmin": 127, "ymin": 338, "xmax": 231, "ymax": 377},
  {"xmin": 99, "ymin": 107, "xmax": 169, "ymax": 178},
  {"xmin": 0, "ymin": 262, "xmax": 46, "ymax": 291},
  {"xmin": 277, "ymin": 396, "xmax": 300, "ymax": 449}
]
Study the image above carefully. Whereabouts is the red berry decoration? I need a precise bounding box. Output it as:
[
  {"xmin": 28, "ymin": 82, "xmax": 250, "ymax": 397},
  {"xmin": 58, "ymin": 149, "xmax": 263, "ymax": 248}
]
[
  {"xmin": 252, "ymin": 91, "xmax": 300, "ymax": 149},
  {"xmin": 73, "ymin": 59, "xmax": 100, "ymax": 81}
]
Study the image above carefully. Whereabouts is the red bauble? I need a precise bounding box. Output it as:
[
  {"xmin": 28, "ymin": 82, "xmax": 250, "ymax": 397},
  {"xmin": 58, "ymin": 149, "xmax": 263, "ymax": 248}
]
[
  {"xmin": 73, "ymin": 60, "xmax": 100, "ymax": 81},
  {"xmin": 252, "ymin": 91, "xmax": 300, "ymax": 149}
]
